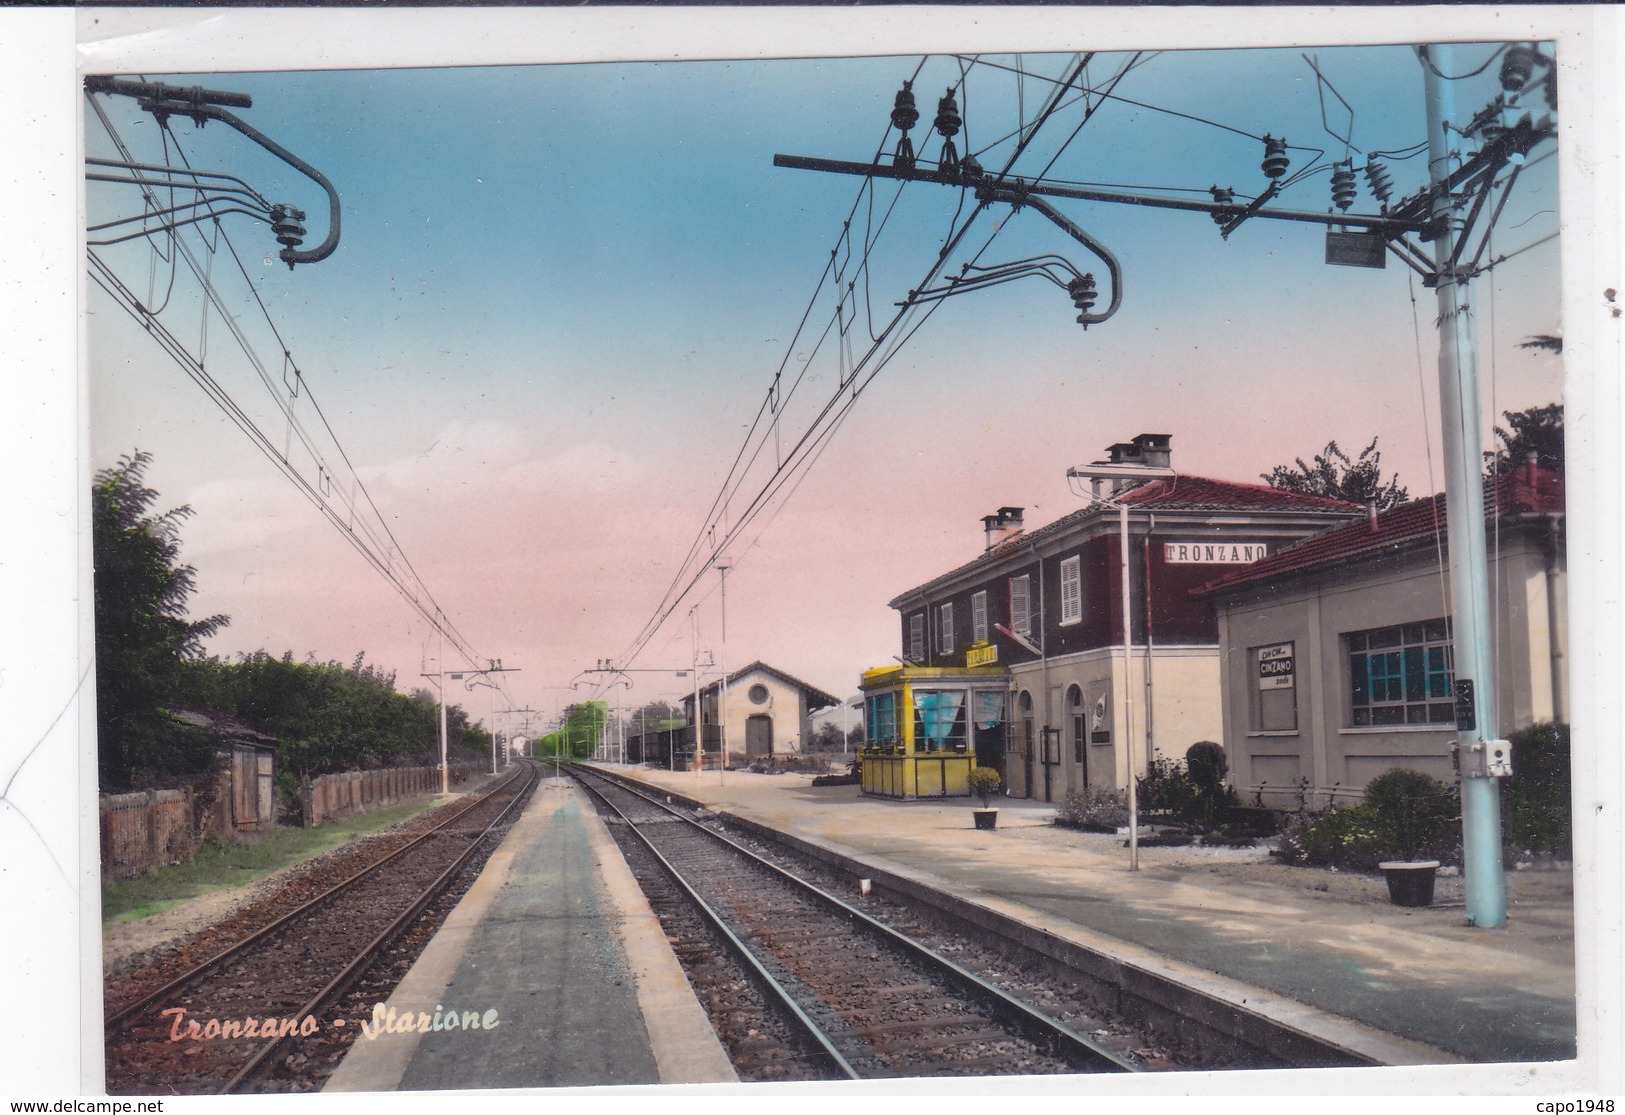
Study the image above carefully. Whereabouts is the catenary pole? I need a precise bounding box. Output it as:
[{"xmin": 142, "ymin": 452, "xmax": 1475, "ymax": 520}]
[{"xmin": 1423, "ymin": 44, "xmax": 1508, "ymax": 928}]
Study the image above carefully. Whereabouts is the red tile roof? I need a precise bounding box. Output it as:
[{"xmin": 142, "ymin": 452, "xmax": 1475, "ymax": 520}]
[
  {"xmin": 1194, "ymin": 465, "xmax": 1565, "ymax": 598},
  {"xmin": 1119, "ymin": 476, "xmax": 1363, "ymax": 513},
  {"xmin": 889, "ymin": 475, "xmax": 1361, "ymax": 606}
]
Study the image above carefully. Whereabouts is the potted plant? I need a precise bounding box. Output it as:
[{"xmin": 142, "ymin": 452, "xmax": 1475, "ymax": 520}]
[
  {"xmin": 1366, "ymin": 769, "xmax": 1458, "ymax": 907},
  {"xmin": 967, "ymin": 766, "xmax": 1002, "ymax": 830}
]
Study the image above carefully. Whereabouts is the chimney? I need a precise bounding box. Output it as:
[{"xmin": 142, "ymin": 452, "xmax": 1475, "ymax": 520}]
[
  {"xmin": 1367, "ymin": 500, "xmax": 1380, "ymax": 533},
  {"xmin": 983, "ymin": 506, "xmax": 1025, "ymax": 551},
  {"xmin": 1133, "ymin": 433, "xmax": 1173, "ymax": 470}
]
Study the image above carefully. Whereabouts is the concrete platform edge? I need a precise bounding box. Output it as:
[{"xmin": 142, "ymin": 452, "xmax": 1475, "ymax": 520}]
[
  {"xmin": 325, "ymin": 775, "xmax": 736, "ymax": 1091},
  {"xmin": 619, "ymin": 770, "xmax": 1461, "ymax": 1071}
]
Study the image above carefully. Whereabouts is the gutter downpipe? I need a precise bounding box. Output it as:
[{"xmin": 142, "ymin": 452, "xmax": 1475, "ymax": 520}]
[
  {"xmin": 1119, "ymin": 498, "xmax": 1141, "ymax": 870},
  {"xmin": 1039, "ymin": 542, "xmax": 1051, "ymax": 803}
]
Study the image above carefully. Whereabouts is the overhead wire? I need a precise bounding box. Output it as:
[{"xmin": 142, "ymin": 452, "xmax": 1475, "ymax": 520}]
[
  {"xmin": 86, "ymin": 89, "xmax": 488, "ymax": 670},
  {"xmin": 618, "ymin": 53, "xmax": 1128, "ymax": 669}
]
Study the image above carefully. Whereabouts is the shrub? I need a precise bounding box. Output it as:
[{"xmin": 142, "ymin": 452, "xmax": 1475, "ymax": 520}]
[
  {"xmin": 1137, "ymin": 745, "xmax": 1243, "ymax": 829},
  {"xmin": 1284, "ymin": 769, "xmax": 1460, "ymax": 870},
  {"xmin": 1296, "ymin": 804, "xmax": 1389, "ymax": 870},
  {"xmin": 1501, "ymin": 721, "xmax": 1571, "ymax": 858},
  {"xmin": 967, "ymin": 766, "xmax": 1002, "ymax": 808},
  {"xmin": 1364, "ymin": 768, "xmax": 1458, "ymax": 861},
  {"xmin": 1055, "ymin": 786, "xmax": 1129, "ymax": 832}
]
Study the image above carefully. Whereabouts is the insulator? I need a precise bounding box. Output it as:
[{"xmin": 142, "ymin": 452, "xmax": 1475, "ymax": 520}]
[
  {"xmin": 273, "ymin": 216, "xmax": 306, "ymax": 249},
  {"xmin": 1363, "ymin": 160, "xmax": 1393, "ymax": 205},
  {"xmin": 1068, "ymin": 274, "xmax": 1098, "ymax": 317},
  {"xmin": 891, "ymin": 81, "xmax": 919, "ymax": 133},
  {"xmin": 1209, "ymin": 185, "xmax": 1235, "ymax": 227},
  {"xmin": 1330, "ymin": 161, "xmax": 1357, "ymax": 211},
  {"xmin": 934, "ymin": 89, "xmax": 961, "ymax": 138},
  {"xmin": 1500, "ymin": 45, "xmax": 1540, "ymax": 93},
  {"xmin": 1261, "ymin": 134, "xmax": 1290, "ymax": 179}
]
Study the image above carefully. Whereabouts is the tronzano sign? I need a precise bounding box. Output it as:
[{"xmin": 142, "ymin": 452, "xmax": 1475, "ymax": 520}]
[{"xmin": 1163, "ymin": 542, "xmax": 1268, "ymax": 564}]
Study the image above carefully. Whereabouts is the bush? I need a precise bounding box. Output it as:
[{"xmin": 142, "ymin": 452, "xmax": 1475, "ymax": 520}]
[
  {"xmin": 967, "ymin": 766, "xmax": 1002, "ymax": 808},
  {"xmin": 1296, "ymin": 804, "xmax": 1389, "ymax": 870},
  {"xmin": 1137, "ymin": 745, "xmax": 1243, "ymax": 829},
  {"xmin": 1501, "ymin": 721, "xmax": 1571, "ymax": 859},
  {"xmin": 1284, "ymin": 769, "xmax": 1460, "ymax": 870},
  {"xmin": 1364, "ymin": 768, "xmax": 1458, "ymax": 861},
  {"xmin": 1054, "ymin": 786, "xmax": 1129, "ymax": 832}
]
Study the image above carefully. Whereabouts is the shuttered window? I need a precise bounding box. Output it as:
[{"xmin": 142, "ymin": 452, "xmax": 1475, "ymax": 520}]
[
  {"xmin": 971, "ymin": 591, "xmax": 988, "ymax": 643},
  {"xmin": 938, "ymin": 603, "xmax": 955, "ymax": 654},
  {"xmin": 1059, "ymin": 555, "xmax": 1082, "ymax": 625},
  {"xmin": 1011, "ymin": 575, "xmax": 1032, "ymax": 639},
  {"xmin": 909, "ymin": 613, "xmax": 925, "ymax": 662}
]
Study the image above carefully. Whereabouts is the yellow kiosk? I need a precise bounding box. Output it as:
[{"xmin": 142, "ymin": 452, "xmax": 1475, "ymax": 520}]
[{"xmin": 858, "ymin": 664, "xmax": 1009, "ymax": 799}]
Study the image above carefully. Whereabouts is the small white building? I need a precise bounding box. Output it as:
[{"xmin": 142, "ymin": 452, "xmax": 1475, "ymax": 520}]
[{"xmin": 685, "ymin": 661, "xmax": 840, "ymax": 765}]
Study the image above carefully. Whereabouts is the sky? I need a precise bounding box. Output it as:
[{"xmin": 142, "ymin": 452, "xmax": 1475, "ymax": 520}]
[
  {"xmin": 78, "ymin": 23, "xmax": 1573, "ymax": 735},
  {"xmin": 4, "ymin": 3, "xmax": 1622, "ymax": 1101}
]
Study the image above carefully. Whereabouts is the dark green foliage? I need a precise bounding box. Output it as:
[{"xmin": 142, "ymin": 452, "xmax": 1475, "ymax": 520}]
[
  {"xmin": 1296, "ymin": 804, "xmax": 1389, "ymax": 870},
  {"xmin": 94, "ymin": 451, "xmax": 229, "ymax": 788},
  {"xmin": 1260, "ymin": 437, "xmax": 1409, "ymax": 510},
  {"xmin": 182, "ymin": 651, "xmax": 482, "ymax": 782},
  {"xmin": 1486, "ymin": 402, "xmax": 1564, "ymax": 475},
  {"xmin": 1137, "ymin": 746, "xmax": 1242, "ymax": 829},
  {"xmin": 1054, "ymin": 786, "xmax": 1129, "ymax": 831},
  {"xmin": 1288, "ymin": 769, "xmax": 1460, "ymax": 869},
  {"xmin": 1364, "ymin": 768, "xmax": 1459, "ymax": 861},
  {"xmin": 538, "ymin": 703, "xmax": 607, "ymax": 760},
  {"xmin": 967, "ymin": 766, "xmax": 1002, "ymax": 808},
  {"xmin": 1501, "ymin": 721, "xmax": 1571, "ymax": 858}
]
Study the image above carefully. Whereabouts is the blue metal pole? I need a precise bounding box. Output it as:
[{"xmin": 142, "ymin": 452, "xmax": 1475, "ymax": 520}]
[{"xmin": 1423, "ymin": 44, "xmax": 1508, "ymax": 927}]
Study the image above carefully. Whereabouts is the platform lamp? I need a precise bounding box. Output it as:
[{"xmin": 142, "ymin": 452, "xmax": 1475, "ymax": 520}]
[{"xmin": 1064, "ymin": 460, "xmax": 1176, "ymax": 871}]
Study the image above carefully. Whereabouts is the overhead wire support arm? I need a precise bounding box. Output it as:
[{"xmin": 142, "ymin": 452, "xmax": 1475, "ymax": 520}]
[
  {"xmin": 85, "ymin": 75, "xmax": 341, "ymax": 268},
  {"xmin": 772, "ymin": 153, "xmax": 1431, "ymax": 237}
]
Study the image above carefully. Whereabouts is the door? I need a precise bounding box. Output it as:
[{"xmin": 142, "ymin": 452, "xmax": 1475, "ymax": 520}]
[{"xmin": 746, "ymin": 714, "xmax": 773, "ymax": 756}]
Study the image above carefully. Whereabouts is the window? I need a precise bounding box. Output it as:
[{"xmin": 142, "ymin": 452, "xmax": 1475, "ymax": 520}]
[
  {"xmin": 1059, "ymin": 556, "xmax": 1082, "ymax": 625},
  {"xmin": 1347, "ymin": 619, "xmax": 1454, "ymax": 726},
  {"xmin": 913, "ymin": 690, "xmax": 968, "ymax": 752},
  {"xmin": 867, "ymin": 692, "xmax": 898, "ymax": 746},
  {"xmin": 1011, "ymin": 575, "xmax": 1033, "ymax": 640},
  {"xmin": 1249, "ymin": 642, "xmax": 1297, "ymax": 732},
  {"xmin": 748, "ymin": 684, "xmax": 770, "ymax": 705},
  {"xmin": 938, "ymin": 602, "xmax": 955, "ymax": 654},
  {"xmin": 971, "ymin": 591, "xmax": 989, "ymax": 643},
  {"xmin": 909, "ymin": 613, "xmax": 924, "ymax": 663},
  {"xmin": 1067, "ymin": 686, "xmax": 1086, "ymax": 766}
]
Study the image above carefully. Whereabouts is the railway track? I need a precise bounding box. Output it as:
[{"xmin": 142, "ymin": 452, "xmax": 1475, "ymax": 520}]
[
  {"xmin": 573, "ymin": 765, "xmax": 1141, "ymax": 1082},
  {"xmin": 104, "ymin": 760, "xmax": 541, "ymax": 1095}
]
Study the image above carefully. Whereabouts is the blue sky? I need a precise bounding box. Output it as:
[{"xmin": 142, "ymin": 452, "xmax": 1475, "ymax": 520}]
[
  {"xmin": 83, "ymin": 35, "xmax": 1565, "ymax": 729},
  {"xmin": 4, "ymin": 3, "xmax": 1621, "ymax": 1098}
]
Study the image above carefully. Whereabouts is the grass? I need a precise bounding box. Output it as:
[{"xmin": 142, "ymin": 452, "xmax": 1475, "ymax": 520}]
[{"xmin": 101, "ymin": 800, "xmax": 442, "ymax": 925}]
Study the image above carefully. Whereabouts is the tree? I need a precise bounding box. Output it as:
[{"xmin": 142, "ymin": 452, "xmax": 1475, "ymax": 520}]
[
  {"xmin": 94, "ymin": 451, "xmax": 228, "ymax": 788},
  {"xmin": 1261, "ymin": 437, "xmax": 1408, "ymax": 510},
  {"xmin": 1487, "ymin": 403, "xmax": 1564, "ymax": 475}
]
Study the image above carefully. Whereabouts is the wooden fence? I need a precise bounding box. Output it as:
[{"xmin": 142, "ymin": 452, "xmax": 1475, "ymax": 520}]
[
  {"xmin": 299, "ymin": 761, "xmax": 481, "ymax": 828},
  {"xmin": 100, "ymin": 788, "xmax": 200, "ymax": 882}
]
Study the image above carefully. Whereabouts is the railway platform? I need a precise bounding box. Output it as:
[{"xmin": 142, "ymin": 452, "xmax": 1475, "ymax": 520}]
[
  {"xmin": 323, "ymin": 769, "xmax": 736, "ymax": 1092},
  {"xmin": 610, "ymin": 764, "xmax": 1578, "ymax": 1070}
]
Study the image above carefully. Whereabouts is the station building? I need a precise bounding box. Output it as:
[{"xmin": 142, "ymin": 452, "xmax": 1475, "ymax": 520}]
[
  {"xmin": 1195, "ymin": 460, "xmax": 1567, "ymax": 811},
  {"xmin": 863, "ymin": 434, "xmax": 1363, "ymax": 801},
  {"xmin": 685, "ymin": 661, "xmax": 841, "ymax": 767}
]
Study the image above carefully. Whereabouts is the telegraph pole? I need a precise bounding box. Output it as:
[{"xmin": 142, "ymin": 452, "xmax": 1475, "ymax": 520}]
[
  {"xmin": 1423, "ymin": 44, "xmax": 1510, "ymax": 928},
  {"xmin": 776, "ymin": 46, "xmax": 1551, "ymax": 927}
]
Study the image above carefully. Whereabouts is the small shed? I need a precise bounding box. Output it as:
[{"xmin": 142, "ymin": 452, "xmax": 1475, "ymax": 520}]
[
  {"xmin": 685, "ymin": 661, "xmax": 839, "ymax": 767},
  {"xmin": 175, "ymin": 710, "xmax": 279, "ymax": 837}
]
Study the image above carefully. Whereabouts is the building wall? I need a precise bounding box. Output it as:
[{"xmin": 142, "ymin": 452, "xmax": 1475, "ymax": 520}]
[
  {"xmin": 1216, "ymin": 531, "xmax": 1562, "ymax": 810},
  {"xmin": 1003, "ymin": 645, "xmax": 1222, "ymax": 802},
  {"xmin": 711, "ymin": 668, "xmax": 810, "ymax": 757}
]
